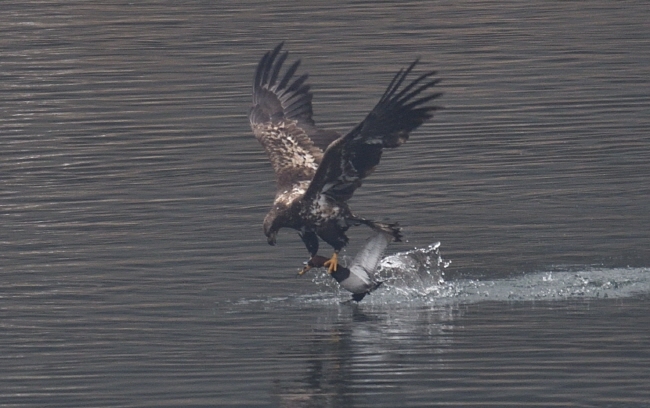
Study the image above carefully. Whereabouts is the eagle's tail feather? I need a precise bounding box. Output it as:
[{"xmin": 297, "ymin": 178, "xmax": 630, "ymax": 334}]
[
  {"xmin": 374, "ymin": 221, "xmax": 403, "ymax": 242},
  {"xmin": 350, "ymin": 217, "xmax": 402, "ymax": 242}
]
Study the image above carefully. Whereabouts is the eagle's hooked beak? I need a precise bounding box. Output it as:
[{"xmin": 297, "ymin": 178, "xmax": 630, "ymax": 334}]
[{"xmin": 267, "ymin": 231, "xmax": 277, "ymax": 246}]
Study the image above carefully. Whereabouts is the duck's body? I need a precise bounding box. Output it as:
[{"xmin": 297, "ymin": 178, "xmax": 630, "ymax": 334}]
[{"xmin": 305, "ymin": 231, "xmax": 391, "ymax": 302}]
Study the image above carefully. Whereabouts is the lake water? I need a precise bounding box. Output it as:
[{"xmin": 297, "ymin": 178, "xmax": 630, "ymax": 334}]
[{"xmin": 1, "ymin": 1, "xmax": 649, "ymax": 407}]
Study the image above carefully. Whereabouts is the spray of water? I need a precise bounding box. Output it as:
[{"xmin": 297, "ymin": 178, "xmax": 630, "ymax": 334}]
[{"xmin": 309, "ymin": 242, "xmax": 650, "ymax": 304}]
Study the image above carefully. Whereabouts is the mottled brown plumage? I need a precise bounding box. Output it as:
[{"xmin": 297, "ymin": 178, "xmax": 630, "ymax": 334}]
[{"xmin": 248, "ymin": 43, "xmax": 442, "ymax": 271}]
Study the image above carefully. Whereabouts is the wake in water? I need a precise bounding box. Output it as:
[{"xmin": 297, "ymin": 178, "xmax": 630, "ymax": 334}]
[
  {"xmin": 440, "ymin": 267, "xmax": 650, "ymax": 303},
  {"xmin": 310, "ymin": 241, "xmax": 650, "ymax": 304}
]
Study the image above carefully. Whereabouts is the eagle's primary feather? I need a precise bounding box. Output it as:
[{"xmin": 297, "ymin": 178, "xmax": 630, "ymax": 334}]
[{"xmin": 248, "ymin": 43, "xmax": 441, "ymax": 270}]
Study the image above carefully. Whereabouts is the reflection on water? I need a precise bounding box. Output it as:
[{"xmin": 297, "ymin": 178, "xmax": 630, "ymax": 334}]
[
  {"xmin": 269, "ymin": 304, "xmax": 457, "ymax": 407},
  {"xmin": 259, "ymin": 296, "xmax": 650, "ymax": 408}
]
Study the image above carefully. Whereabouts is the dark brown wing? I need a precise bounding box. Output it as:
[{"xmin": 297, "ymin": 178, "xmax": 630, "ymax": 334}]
[
  {"xmin": 304, "ymin": 59, "xmax": 442, "ymax": 202},
  {"xmin": 249, "ymin": 43, "xmax": 340, "ymax": 189}
]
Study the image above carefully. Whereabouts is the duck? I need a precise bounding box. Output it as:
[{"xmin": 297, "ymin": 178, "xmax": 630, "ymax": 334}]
[{"xmin": 301, "ymin": 231, "xmax": 392, "ymax": 302}]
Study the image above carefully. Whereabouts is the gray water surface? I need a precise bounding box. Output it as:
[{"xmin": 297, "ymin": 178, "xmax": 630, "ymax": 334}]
[{"xmin": 2, "ymin": 1, "xmax": 650, "ymax": 407}]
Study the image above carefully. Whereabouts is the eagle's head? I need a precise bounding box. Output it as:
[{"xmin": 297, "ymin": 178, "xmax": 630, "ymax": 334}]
[
  {"xmin": 264, "ymin": 222, "xmax": 278, "ymax": 246},
  {"xmin": 263, "ymin": 205, "xmax": 287, "ymax": 246}
]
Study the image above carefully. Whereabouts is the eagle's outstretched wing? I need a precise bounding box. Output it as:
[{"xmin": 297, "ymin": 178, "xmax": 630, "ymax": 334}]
[
  {"xmin": 249, "ymin": 43, "xmax": 340, "ymax": 189},
  {"xmin": 304, "ymin": 60, "xmax": 442, "ymax": 202}
]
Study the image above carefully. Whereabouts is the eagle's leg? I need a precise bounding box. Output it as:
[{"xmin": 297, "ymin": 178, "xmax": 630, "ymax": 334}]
[
  {"xmin": 299, "ymin": 252, "xmax": 339, "ymax": 275},
  {"xmin": 298, "ymin": 255, "xmax": 328, "ymax": 276},
  {"xmin": 300, "ymin": 224, "xmax": 346, "ymax": 274},
  {"xmin": 298, "ymin": 264, "xmax": 311, "ymax": 276},
  {"xmin": 298, "ymin": 229, "xmax": 319, "ymax": 275},
  {"xmin": 298, "ymin": 261, "xmax": 318, "ymax": 276},
  {"xmin": 322, "ymin": 251, "xmax": 339, "ymax": 274}
]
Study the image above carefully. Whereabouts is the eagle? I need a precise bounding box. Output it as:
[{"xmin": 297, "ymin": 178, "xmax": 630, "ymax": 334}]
[{"xmin": 249, "ymin": 43, "xmax": 441, "ymax": 274}]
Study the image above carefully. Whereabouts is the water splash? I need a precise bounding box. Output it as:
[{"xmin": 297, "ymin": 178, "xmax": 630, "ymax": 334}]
[
  {"xmin": 308, "ymin": 242, "xmax": 650, "ymax": 304},
  {"xmin": 374, "ymin": 241, "xmax": 449, "ymax": 297},
  {"xmin": 309, "ymin": 241, "xmax": 451, "ymax": 302}
]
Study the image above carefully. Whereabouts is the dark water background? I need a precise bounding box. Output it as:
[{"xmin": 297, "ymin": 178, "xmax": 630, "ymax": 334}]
[{"xmin": 1, "ymin": 1, "xmax": 649, "ymax": 407}]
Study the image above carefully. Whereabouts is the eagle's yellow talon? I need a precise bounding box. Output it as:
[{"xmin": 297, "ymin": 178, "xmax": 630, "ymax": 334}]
[
  {"xmin": 298, "ymin": 264, "xmax": 311, "ymax": 276},
  {"xmin": 322, "ymin": 252, "xmax": 338, "ymax": 274}
]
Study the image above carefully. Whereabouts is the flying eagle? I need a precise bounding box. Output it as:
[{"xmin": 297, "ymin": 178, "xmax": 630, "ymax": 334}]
[{"xmin": 249, "ymin": 43, "xmax": 441, "ymax": 273}]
